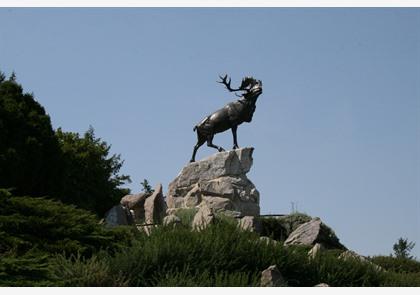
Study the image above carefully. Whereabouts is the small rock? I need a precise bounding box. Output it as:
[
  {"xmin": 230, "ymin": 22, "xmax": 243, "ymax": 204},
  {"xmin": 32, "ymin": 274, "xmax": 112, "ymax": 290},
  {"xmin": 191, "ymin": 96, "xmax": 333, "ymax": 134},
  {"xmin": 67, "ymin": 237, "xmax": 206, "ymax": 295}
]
[
  {"xmin": 339, "ymin": 250, "xmax": 367, "ymax": 262},
  {"xmin": 163, "ymin": 214, "xmax": 181, "ymax": 226},
  {"xmin": 308, "ymin": 243, "xmax": 324, "ymax": 259},
  {"xmin": 260, "ymin": 265, "xmax": 285, "ymax": 287},
  {"xmin": 259, "ymin": 236, "xmax": 279, "ymax": 245},
  {"xmin": 238, "ymin": 216, "xmax": 261, "ymax": 233},
  {"xmin": 192, "ymin": 204, "xmax": 214, "ymax": 231},
  {"xmin": 137, "ymin": 224, "xmax": 156, "ymax": 236},
  {"xmin": 314, "ymin": 283, "xmax": 329, "ymax": 287},
  {"xmin": 338, "ymin": 250, "xmax": 383, "ymax": 272}
]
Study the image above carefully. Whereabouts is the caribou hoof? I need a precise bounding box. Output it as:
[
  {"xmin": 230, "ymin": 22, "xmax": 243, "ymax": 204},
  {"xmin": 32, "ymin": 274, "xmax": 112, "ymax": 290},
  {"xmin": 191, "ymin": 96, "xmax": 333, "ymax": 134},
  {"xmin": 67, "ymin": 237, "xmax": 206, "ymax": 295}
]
[
  {"xmin": 233, "ymin": 145, "xmax": 239, "ymax": 150},
  {"xmin": 218, "ymin": 148, "xmax": 225, "ymax": 152}
]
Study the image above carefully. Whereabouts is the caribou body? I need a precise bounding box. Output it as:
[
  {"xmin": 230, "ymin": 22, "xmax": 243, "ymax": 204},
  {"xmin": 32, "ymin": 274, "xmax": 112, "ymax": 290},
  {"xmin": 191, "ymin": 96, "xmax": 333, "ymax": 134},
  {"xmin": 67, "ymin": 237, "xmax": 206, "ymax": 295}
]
[{"xmin": 190, "ymin": 75, "xmax": 263, "ymax": 162}]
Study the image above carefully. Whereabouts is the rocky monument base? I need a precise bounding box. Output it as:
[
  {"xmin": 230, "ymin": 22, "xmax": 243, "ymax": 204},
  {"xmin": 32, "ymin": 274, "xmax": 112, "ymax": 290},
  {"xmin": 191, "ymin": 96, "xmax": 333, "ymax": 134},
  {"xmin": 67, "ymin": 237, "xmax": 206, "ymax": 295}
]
[{"xmin": 167, "ymin": 147, "xmax": 260, "ymax": 217}]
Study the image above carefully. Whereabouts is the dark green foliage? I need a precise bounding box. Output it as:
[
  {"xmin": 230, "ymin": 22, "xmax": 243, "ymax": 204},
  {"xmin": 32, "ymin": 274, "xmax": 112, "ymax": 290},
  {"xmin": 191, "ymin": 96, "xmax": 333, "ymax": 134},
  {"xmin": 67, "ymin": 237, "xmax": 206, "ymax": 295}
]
[
  {"xmin": 0, "ymin": 189, "xmax": 135, "ymax": 257},
  {"xmin": 0, "ymin": 71, "xmax": 131, "ymax": 216},
  {"xmin": 0, "ymin": 73, "xmax": 62, "ymax": 198},
  {"xmin": 55, "ymin": 127, "xmax": 131, "ymax": 215},
  {"xmin": 0, "ymin": 252, "xmax": 53, "ymax": 287},
  {"xmin": 2, "ymin": 206, "xmax": 420, "ymax": 287},
  {"xmin": 51, "ymin": 253, "xmax": 129, "ymax": 287},
  {"xmin": 151, "ymin": 268, "xmax": 260, "ymax": 287},
  {"xmin": 49, "ymin": 218, "xmax": 418, "ymax": 287},
  {"xmin": 370, "ymin": 255, "xmax": 420, "ymax": 273},
  {"xmin": 393, "ymin": 237, "xmax": 416, "ymax": 259},
  {"xmin": 140, "ymin": 179, "xmax": 154, "ymax": 194},
  {"xmin": 0, "ymin": 189, "xmax": 136, "ymax": 286},
  {"xmin": 174, "ymin": 208, "xmax": 198, "ymax": 226}
]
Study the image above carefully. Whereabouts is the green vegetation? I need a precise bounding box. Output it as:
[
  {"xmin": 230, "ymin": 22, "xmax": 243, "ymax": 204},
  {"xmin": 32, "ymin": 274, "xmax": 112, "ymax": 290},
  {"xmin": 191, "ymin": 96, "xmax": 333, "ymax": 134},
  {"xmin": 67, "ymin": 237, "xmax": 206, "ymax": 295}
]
[
  {"xmin": 55, "ymin": 128, "xmax": 130, "ymax": 215},
  {"xmin": 48, "ymin": 219, "xmax": 420, "ymax": 287},
  {"xmin": 393, "ymin": 237, "xmax": 416, "ymax": 259},
  {"xmin": 140, "ymin": 179, "xmax": 154, "ymax": 194},
  {"xmin": 0, "ymin": 73, "xmax": 62, "ymax": 198},
  {"xmin": 0, "ymin": 189, "xmax": 136, "ymax": 286},
  {"xmin": 1, "ymin": 187, "xmax": 420, "ymax": 287},
  {"xmin": 0, "ymin": 72, "xmax": 131, "ymax": 215},
  {"xmin": 370, "ymin": 255, "xmax": 420, "ymax": 274}
]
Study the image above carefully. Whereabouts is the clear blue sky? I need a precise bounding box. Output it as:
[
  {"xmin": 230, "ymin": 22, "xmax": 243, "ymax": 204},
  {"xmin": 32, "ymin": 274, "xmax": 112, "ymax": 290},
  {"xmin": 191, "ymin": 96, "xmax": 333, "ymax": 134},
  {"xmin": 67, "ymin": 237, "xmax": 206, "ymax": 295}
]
[{"xmin": 0, "ymin": 8, "xmax": 419, "ymax": 258}]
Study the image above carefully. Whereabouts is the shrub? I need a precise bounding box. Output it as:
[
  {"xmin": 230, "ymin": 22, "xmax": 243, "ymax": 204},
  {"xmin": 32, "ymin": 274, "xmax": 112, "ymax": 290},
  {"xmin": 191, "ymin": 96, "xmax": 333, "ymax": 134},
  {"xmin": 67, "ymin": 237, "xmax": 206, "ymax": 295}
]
[
  {"xmin": 46, "ymin": 218, "xmax": 420, "ymax": 287},
  {"xmin": 51, "ymin": 253, "xmax": 129, "ymax": 286},
  {"xmin": 370, "ymin": 255, "xmax": 420, "ymax": 273},
  {"xmin": 0, "ymin": 189, "xmax": 137, "ymax": 286},
  {"xmin": 0, "ymin": 189, "xmax": 135, "ymax": 257}
]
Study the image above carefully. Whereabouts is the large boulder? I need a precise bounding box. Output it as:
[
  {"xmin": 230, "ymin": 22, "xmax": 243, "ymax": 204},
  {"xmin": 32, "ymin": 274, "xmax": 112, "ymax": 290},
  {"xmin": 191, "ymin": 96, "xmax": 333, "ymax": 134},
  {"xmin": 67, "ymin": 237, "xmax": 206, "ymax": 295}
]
[
  {"xmin": 284, "ymin": 217, "xmax": 346, "ymax": 250},
  {"xmin": 144, "ymin": 183, "xmax": 167, "ymax": 224},
  {"xmin": 167, "ymin": 147, "xmax": 260, "ymax": 217},
  {"xmin": 120, "ymin": 193, "xmax": 148, "ymax": 221},
  {"xmin": 104, "ymin": 204, "xmax": 134, "ymax": 227}
]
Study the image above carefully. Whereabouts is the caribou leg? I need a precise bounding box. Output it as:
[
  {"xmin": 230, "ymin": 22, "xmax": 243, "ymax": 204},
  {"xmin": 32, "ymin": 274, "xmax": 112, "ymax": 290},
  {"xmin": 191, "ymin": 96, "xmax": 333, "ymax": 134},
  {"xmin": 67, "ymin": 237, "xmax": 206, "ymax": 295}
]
[
  {"xmin": 190, "ymin": 134, "xmax": 206, "ymax": 162},
  {"xmin": 231, "ymin": 125, "xmax": 239, "ymax": 149},
  {"xmin": 207, "ymin": 135, "xmax": 225, "ymax": 152}
]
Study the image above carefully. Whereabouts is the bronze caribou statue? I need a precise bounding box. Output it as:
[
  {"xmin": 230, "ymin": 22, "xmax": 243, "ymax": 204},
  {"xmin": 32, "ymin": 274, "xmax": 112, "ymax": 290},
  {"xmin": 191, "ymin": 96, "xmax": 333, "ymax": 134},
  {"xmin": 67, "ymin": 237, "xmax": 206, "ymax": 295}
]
[{"xmin": 190, "ymin": 74, "xmax": 263, "ymax": 162}]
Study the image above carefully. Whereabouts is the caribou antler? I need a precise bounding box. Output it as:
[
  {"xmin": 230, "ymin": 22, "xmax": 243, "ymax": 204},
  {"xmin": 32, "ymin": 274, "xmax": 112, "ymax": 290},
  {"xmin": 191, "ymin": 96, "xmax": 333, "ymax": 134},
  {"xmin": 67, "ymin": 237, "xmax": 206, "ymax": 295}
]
[{"xmin": 218, "ymin": 74, "xmax": 249, "ymax": 93}]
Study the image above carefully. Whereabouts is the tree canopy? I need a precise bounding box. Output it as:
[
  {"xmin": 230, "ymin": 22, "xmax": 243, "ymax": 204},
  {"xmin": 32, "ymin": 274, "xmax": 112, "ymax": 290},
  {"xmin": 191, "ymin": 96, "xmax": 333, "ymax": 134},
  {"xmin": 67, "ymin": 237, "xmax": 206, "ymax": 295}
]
[{"xmin": 0, "ymin": 71, "xmax": 130, "ymax": 216}]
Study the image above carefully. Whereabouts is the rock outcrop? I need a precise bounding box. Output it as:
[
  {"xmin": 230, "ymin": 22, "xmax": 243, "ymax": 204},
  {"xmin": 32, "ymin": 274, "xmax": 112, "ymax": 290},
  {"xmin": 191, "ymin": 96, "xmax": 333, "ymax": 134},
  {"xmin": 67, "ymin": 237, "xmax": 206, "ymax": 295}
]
[
  {"xmin": 163, "ymin": 214, "xmax": 181, "ymax": 227},
  {"xmin": 120, "ymin": 193, "xmax": 148, "ymax": 221},
  {"xmin": 308, "ymin": 243, "xmax": 324, "ymax": 259},
  {"xmin": 338, "ymin": 250, "xmax": 383, "ymax": 271},
  {"xmin": 167, "ymin": 147, "xmax": 260, "ymax": 217},
  {"xmin": 104, "ymin": 204, "xmax": 135, "ymax": 227},
  {"xmin": 238, "ymin": 215, "xmax": 261, "ymax": 233},
  {"xmin": 144, "ymin": 183, "xmax": 167, "ymax": 224},
  {"xmin": 192, "ymin": 204, "xmax": 215, "ymax": 231},
  {"xmin": 260, "ymin": 265, "xmax": 285, "ymax": 287},
  {"xmin": 284, "ymin": 217, "xmax": 346, "ymax": 250}
]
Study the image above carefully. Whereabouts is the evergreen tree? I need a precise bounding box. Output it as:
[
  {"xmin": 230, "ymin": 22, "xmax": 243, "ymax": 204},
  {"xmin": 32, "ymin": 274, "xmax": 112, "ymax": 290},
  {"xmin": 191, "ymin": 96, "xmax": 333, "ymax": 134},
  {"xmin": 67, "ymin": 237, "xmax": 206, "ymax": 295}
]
[
  {"xmin": 393, "ymin": 237, "xmax": 416, "ymax": 259},
  {"xmin": 56, "ymin": 127, "xmax": 131, "ymax": 215},
  {"xmin": 0, "ymin": 71, "xmax": 63, "ymax": 197},
  {"xmin": 0, "ymin": 71, "xmax": 131, "ymax": 216}
]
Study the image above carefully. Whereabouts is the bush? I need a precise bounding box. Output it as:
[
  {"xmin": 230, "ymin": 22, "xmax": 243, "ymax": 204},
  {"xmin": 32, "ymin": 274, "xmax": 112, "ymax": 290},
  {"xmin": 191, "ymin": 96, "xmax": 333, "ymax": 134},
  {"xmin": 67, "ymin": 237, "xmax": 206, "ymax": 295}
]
[
  {"xmin": 49, "ymin": 218, "xmax": 419, "ymax": 287},
  {"xmin": 0, "ymin": 189, "xmax": 137, "ymax": 286},
  {"xmin": 0, "ymin": 189, "xmax": 135, "ymax": 257},
  {"xmin": 370, "ymin": 255, "xmax": 420, "ymax": 273},
  {"xmin": 51, "ymin": 253, "xmax": 129, "ymax": 286}
]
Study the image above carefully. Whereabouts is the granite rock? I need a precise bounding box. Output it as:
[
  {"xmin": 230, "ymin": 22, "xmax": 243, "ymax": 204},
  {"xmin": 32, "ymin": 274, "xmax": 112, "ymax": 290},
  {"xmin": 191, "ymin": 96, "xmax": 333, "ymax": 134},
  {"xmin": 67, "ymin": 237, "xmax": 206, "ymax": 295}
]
[{"xmin": 167, "ymin": 147, "xmax": 260, "ymax": 216}]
